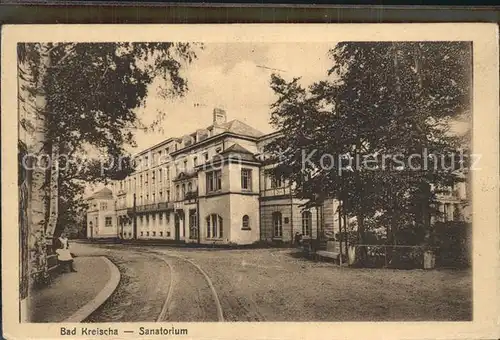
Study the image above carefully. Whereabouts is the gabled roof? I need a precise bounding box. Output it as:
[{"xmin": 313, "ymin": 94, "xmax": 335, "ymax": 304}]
[
  {"xmin": 219, "ymin": 143, "xmax": 260, "ymax": 163},
  {"xmin": 89, "ymin": 187, "xmax": 113, "ymax": 200},
  {"xmin": 221, "ymin": 143, "xmax": 253, "ymax": 155}
]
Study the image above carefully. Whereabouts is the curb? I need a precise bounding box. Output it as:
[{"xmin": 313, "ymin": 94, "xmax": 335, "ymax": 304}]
[{"xmin": 63, "ymin": 256, "xmax": 121, "ymax": 323}]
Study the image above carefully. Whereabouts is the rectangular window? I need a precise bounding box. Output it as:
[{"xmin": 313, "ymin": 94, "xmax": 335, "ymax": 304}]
[
  {"xmin": 166, "ymin": 167, "xmax": 170, "ymax": 181},
  {"xmin": 159, "ymin": 191, "xmax": 163, "ymax": 200},
  {"xmin": 193, "ymin": 157, "xmax": 198, "ymax": 167},
  {"xmin": 159, "ymin": 169, "xmax": 162, "ymax": 182},
  {"xmin": 216, "ymin": 171, "xmax": 222, "ymax": 191},
  {"xmin": 206, "ymin": 170, "xmax": 222, "ymax": 193},
  {"xmin": 182, "ymin": 184, "xmax": 186, "ymax": 199},
  {"xmin": 140, "ymin": 175, "xmax": 143, "ymax": 187},
  {"xmin": 160, "ymin": 231, "xmax": 163, "ymax": 237},
  {"xmin": 176, "ymin": 185, "xmax": 180, "ymax": 201},
  {"xmin": 152, "ymin": 193, "xmax": 155, "ymax": 202},
  {"xmin": 204, "ymin": 153, "xmax": 209, "ymax": 161},
  {"xmin": 159, "ymin": 213, "xmax": 163, "ymax": 221},
  {"xmin": 167, "ymin": 190, "xmax": 170, "ymax": 202},
  {"xmin": 145, "ymin": 173, "xmax": 149, "ymax": 185},
  {"xmin": 183, "ymin": 159, "xmax": 188, "ymax": 171},
  {"xmin": 206, "ymin": 214, "xmax": 223, "ymax": 239},
  {"xmin": 241, "ymin": 169, "xmax": 252, "ymax": 190},
  {"xmin": 153, "ymin": 231, "xmax": 156, "ymax": 236},
  {"xmin": 105, "ymin": 217, "xmax": 113, "ymax": 227},
  {"xmin": 100, "ymin": 203, "xmax": 108, "ymax": 211}
]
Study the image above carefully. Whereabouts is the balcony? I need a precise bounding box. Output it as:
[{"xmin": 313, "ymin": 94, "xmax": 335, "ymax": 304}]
[
  {"xmin": 126, "ymin": 202, "xmax": 174, "ymax": 215},
  {"xmin": 184, "ymin": 190, "xmax": 198, "ymax": 201},
  {"xmin": 173, "ymin": 169, "xmax": 198, "ymax": 182}
]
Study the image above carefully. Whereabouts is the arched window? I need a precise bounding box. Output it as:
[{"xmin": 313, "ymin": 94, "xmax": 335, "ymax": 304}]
[
  {"xmin": 272, "ymin": 212, "xmax": 282, "ymax": 238},
  {"xmin": 302, "ymin": 211, "xmax": 312, "ymax": 236},
  {"xmin": 206, "ymin": 214, "xmax": 223, "ymax": 239},
  {"xmin": 242, "ymin": 215, "xmax": 250, "ymax": 230}
]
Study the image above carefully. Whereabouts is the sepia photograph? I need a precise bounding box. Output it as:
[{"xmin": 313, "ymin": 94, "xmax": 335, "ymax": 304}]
[{"xmin": 2, "ymin": 24, "xmax": 499, "ymax": 339}]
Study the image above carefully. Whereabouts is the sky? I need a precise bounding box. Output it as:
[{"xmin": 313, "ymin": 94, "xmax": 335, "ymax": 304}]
[
  {"xmin": 130, "ymin": 42, "xmax": 335, "ymax": 152},
  {"xmin": 86, "ymin": 41, "xmax": 470, "ymax": 195}
]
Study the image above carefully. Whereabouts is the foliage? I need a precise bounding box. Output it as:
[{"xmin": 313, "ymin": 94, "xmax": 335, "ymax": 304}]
[
  {"xmin": 432, "ymin": 221, "xmax": 471, "ymax": 268},
  {"xmin": 19, "ymin": 42, "xmax": 200, "ymax": 236},
  {"xmin": 267, "ymin": 42, "xmax": 471, "ymax": 245}
]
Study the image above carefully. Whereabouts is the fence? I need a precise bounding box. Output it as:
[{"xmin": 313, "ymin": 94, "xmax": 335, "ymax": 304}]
[{"xmin": 348, "ymin": 244, "xmax": 439, "ymax": 269}]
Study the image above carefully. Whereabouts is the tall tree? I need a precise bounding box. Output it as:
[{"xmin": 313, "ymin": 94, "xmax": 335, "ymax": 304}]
[
  {"xmin": 267, "ymin": 42, "xmax": 471, "ymax": 247},
  {"xmin": 18, "ymin": 42, "xmax": 200, "ymax": 309}
]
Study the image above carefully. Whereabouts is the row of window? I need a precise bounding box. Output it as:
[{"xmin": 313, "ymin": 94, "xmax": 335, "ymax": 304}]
[
  {"xmin": 205, "ymin": 168, "xmax": 254, "ymax": 194},
  {"xmin": 134, "ymin": 231, "xmax": 170, "ymax": 237},
  {"xmin": 116, "ymin": 168, "xmax": 254, "ymax": 204},
  {"xmin": 116, "ymin": 146, "xmax": 226, "ymax": 192}
]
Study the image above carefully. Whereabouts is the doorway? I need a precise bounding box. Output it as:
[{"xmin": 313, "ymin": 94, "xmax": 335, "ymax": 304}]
[{"xmin": 174, "ymin": 213, "xmax": 181, "ymax": 241}]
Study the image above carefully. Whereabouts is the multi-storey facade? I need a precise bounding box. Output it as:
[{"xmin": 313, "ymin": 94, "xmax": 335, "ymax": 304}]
[
  {"xmin": 86, "ymin": 187, "xmax": 117, "ymax": 239},
  {"xmin": 86, "ymin": 108, "xmax": 470, "ymax": 245},
  {"xmin": 87, "ymin": 109, "xmax": 323, "ymax": 245}
]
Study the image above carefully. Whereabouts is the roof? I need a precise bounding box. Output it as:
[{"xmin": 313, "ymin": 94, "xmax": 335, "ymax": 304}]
[
  {"xmin": 89, "ymin": 187, "xmax": 113, "ymax": 200},
  {"xmin": 219, "ymin": 143, "xmax": 260, "ymax": 163},
  {"xmin": 221, "ymin": 143, "xmax": 254, "ymax": 155},
  {"xmin": 209, "ymin": 119, "xmax": 264, "ymax": 138}
]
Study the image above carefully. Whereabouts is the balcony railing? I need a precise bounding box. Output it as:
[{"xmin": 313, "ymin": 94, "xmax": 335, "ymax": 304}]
[
  {"xmin": 126, "ymin": 202, "xmax": 174, "ymax": 215},
  {"xmin": 184, "ymin": 190, "xmax": 198, "ymax": 201}
]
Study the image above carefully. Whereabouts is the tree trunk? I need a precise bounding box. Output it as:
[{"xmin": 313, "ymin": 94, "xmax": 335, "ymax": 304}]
[
  {"xmin": 46, "ymin": 142, "xmax": 59, "ymax": 248},
  {"xmin": 18, "ymin": 146, "xmax": 31, "ymax": 322},
  {"xmin": 28, "ymin": 44, "xmax": 51, "ymax": 292}
]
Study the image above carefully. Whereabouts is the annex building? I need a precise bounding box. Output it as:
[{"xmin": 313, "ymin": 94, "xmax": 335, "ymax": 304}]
[{"xmin": 86, "ymin": 108, "xmax": 470, "ymax": 245}]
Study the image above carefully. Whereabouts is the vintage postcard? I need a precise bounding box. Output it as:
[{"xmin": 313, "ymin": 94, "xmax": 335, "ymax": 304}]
[{"xmin": 2, "ymin": 24, "xmax": 499, "ymax": 339}]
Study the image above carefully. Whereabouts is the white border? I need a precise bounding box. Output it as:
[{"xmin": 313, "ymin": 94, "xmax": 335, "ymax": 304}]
[{"xmin": 2, "ymin": 24, "xmax": 499, "ymax": 340}]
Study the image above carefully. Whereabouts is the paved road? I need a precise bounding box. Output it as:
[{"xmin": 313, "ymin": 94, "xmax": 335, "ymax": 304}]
[
  {"xmin": 72, "ymin": 242, "xmax": 472, "ymax": 322},
  {"xmin": 72, "ymin": 243, "xmax": 219, "ymax": 322}
]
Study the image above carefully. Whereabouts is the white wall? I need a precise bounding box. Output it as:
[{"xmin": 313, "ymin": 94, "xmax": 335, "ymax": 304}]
[{"xmin": 230, "ymin": 194, "xmax": 260, "ymax": 244}]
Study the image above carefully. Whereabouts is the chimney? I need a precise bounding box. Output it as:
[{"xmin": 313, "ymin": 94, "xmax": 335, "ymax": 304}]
[{"xmin": 213, "ymin": 108, "xmax": 227, "ymax": 125}]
